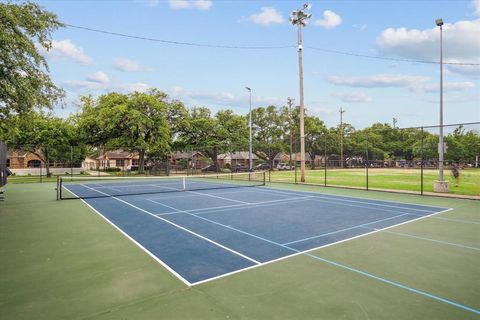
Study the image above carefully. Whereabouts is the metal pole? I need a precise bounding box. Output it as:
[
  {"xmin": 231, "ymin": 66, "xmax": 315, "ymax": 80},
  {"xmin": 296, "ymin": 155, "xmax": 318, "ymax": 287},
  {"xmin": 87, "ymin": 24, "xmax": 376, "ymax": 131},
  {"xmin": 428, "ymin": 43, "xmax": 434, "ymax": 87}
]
[
  {"xmin": 438, "ymin": 23, "xmax": 445, "ymax": 182},
  {"xmin": 297, "ymin": 22, "xmax": 306, "ymax": 183},
  {"xmin": 249, "ymin": 89, "xmax": 253, "ymax": 171},
  {"xmin": 339, "ymin": 108, "xmax": 345, "ymax": 168},
  {"xmin": 365, "ymin": 140, "xmax": 369, "ymax": 190},
  {"xmin": 324, "ymin": 136, "xmax": 327, "ymax": 187},
  {"xmin": 70, "ymin": 146, "xmax": 73, "ymax": 180},
  {"xmin": 421, "ymin": 127, "xmax": 424, "ymax": 195}
]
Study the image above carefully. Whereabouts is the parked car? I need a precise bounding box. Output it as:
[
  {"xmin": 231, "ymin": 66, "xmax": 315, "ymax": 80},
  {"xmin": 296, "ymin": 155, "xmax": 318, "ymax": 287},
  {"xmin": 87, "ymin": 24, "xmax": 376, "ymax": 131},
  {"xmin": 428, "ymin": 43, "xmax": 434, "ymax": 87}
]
[
  {"xmin": 255, "ymin": 163, "xmax": 271, "ymax": 171},
  {"xmin": 277, "ymin": 162, "xmax": 292, "ymax": 170},
  {"xmin": 231, "ymin": 164, "xmax": 249, "ymax": 172},
  {"xmin": 201, "ymin": 164, "xmax": 218, "ymax": 172}
]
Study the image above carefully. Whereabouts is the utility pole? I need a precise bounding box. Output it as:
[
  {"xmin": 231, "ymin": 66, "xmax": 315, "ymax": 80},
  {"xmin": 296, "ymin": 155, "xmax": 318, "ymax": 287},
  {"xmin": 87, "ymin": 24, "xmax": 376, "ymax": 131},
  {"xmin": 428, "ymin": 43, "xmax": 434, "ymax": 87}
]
[
  {"xmin": 339, "ymin": 107, "xmax": 346, "ymax": 168},
  {"xmin": 290, "ymin": 3, "xmax": 311, "ymax": 183},
  {"xmin": 287, "ymin": 97, "xmax": 295, "ymax": 168},
  {"xmin": 393, "ymin": 117, "xmax": 397, "ymax": 129}
]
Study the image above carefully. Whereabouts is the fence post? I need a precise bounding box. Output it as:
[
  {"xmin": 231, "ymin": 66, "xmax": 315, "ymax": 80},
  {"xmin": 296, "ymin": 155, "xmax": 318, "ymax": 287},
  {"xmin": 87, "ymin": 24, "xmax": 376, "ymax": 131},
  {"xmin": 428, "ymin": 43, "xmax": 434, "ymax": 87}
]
[
  {"xmin": 421, "ymin": 127, "xmax": 424, "ymax": 195},
  {"xmin": 294, "ymin": 163, "xmax": 297, "ymax": 184},
  {"xmin": 365, "ymin": 140, "xmax": 369, "ymax": 191},
  {"xmin": 324, "ymin": 136, "xmax": 327, "ymax": 187},
  {"xmin": 70, "ymin": 146, "xmax": 73, "ymax": 179},
  {"xmin": 39, "ymin": 163, "xmax": 42, "ymax": 183}
]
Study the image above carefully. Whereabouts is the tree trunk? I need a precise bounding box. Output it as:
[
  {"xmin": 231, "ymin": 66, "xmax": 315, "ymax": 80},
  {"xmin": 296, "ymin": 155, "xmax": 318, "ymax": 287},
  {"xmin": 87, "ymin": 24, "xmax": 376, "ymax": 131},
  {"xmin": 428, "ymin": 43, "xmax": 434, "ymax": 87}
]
[
  {"xmin": 212, "ymin": 146, "xmax": 218, "ymax": 172},
  {"xmin": 139, "ymin": 149, "xmax": 145, "ymax": 174},
  {"xmin": 44, "ymin": 149, "xmax": 50, "ymax": 177}
]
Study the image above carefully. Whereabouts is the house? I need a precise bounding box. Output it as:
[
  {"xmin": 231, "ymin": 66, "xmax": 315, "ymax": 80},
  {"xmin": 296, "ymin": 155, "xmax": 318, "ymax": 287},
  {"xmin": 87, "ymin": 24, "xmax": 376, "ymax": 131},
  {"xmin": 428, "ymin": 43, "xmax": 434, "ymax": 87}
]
[
  {"xmin": 273, "ymin": 152, "xmax": 312, "ymax": 167},
  {"xmin": 217, "ymin": 152, "xmax": 258, "ymax": 167},
  {"xmin": 170, "ymin": 151, "xmax": 205, "ymax": 169},
  {"xmin": 87, "ymin": 150, "xmax": 140, "ymax": 170},
  {"xmin": 7, "ymin": 150, "xmax": 44, "ymax": 169}
]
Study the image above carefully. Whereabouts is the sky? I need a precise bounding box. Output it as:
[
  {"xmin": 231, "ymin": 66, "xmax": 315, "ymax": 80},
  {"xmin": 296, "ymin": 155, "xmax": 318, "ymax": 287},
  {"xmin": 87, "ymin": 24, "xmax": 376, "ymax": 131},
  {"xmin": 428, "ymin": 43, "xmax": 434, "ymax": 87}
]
[{"xmin": 35, "ymin": 0, "xmax": 480, "ymax": 129}]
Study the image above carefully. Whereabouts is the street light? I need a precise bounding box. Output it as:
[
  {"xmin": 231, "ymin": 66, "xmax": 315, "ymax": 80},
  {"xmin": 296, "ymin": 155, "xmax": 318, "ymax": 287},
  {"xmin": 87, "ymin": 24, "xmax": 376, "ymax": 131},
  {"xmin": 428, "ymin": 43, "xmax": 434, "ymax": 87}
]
[
  {"xmin": 290, "ymin": 3, "xmax": 312, "ymax": 183},
  {"xmin": 245, "ymin": 87, "xmax": 253, "ymax": 171},
  {"xmin": 434, "ymin": 18, "xmax": 448, "ymax": 192}
]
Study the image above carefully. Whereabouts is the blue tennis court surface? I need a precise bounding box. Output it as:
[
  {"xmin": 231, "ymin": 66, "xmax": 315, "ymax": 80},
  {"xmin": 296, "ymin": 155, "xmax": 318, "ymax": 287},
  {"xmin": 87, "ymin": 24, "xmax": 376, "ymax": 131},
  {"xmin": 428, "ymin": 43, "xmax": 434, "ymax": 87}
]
[{"xmin": 65, "ymin": 182, "xmax": 449, "ymax": 285}]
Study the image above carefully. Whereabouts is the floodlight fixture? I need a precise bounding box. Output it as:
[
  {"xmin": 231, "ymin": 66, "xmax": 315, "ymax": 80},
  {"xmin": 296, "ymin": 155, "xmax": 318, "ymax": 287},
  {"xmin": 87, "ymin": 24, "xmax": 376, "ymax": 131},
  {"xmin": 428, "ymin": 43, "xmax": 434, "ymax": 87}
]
[{"xmin": 435, "ymin": 19, "xmax": 444, "ymax": 26}]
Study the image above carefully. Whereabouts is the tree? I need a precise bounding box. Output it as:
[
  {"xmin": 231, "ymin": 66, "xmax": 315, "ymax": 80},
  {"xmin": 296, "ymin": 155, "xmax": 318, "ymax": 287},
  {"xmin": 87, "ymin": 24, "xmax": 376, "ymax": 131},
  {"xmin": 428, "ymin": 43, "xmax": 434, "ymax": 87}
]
[
  {"xmin": 251, "ymin": 106, "xmax": 287, "ymax": 168},
  {"xmin": 6, "ymin": 113, "xmax": 77, "ymax": 176},
  {"xmin": 76, "ymin": 91, "xmax": 171, "ymax": 173},
  {"xmin": 0, "ymin": 1, "xmax": 64, "ymax": 125}
]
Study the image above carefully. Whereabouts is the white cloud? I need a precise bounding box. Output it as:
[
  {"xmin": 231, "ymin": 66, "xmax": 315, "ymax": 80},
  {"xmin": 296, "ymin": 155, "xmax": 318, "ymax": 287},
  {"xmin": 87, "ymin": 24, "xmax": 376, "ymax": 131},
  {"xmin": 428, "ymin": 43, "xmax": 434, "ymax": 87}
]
[
  {"xmin": 86, "ymin": 71, "xmax": 110, "ymax": 84},
  {"xmin": 327, "ymin": 74, "xmax": 476, "ymax": 93},
  {"xmin": 333, "ymin": 92, "xmax": 373, "ymax": 103},
  {"xmin": 472, "ymin": 0, "xmax": 480, "ymax": 16},
  {"xmin": 116, "ymin": 83, "xmax": 151, "ymax": 93},
  {"xmin": 412, "ymin": 81, "xmax": 476, "ymax": 93},
  {"xmin": 64, "ymin": 80, "xmax": 106, "ymax": 90},
  {"xmin": 40, "ymin": 39, "xmax": 92, "ymax": 65},
  {"xmin": 314, "ymin": 10, "xmax": 342, "ymax": 29},
  {"xmin": 168, "ymin": 86, "xmax": 284, "ymax": 107},
  {"xmin": 169, "ymin": 0, "xmax": 212, "ymax": 10},
  {"xmin": 377, "ymin": 19, "xmax": 480, "ymax": 76},
  {"xmin": 308, "ymin": 106, "xmax": 334, "ymax": 115},
  {"xmin": 113, "ymin": 58, "xmax": 152, "ymax": 72},
  {"xmin": 327, "ymin": 74, "xmax": 431, "ymax": 88},
  {"xmin": 250, "ymin": 7, "xmax": 284, "ymax": 26}
]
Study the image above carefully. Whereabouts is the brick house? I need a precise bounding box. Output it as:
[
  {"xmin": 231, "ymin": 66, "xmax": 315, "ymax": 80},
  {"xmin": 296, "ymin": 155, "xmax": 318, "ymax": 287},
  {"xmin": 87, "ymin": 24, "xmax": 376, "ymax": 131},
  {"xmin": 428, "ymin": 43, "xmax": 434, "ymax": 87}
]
[
  {"xmin": 170, "ymin": 151, "xmax": 205, "ymax": 169},
  {"xmin": 7, "ymin": 150, "xmax": 45, "ymax": 169},
  {"xmin": 218, "ymin": 152, "xmax": 258, "ymax": 167},
  {"xmin": 88, "ymin": 150, "xmax": 140, "ymax": 170}
]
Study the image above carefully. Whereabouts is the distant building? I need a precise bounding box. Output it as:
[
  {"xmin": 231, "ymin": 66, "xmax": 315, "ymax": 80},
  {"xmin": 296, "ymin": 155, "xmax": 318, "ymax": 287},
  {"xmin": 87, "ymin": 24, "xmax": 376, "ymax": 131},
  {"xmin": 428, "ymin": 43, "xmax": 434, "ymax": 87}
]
[
  {"xmin": 218, "ymin": 152, "xmax": 258, "ymax": 167},
  {"xmin": 82, "ymin": 150, "xmax": 140, "ymax": 170},
  {"xmin": 170, "ymin": 151, "xmax": 205, "ymax": 169},
  {"xmin": 7, "ymin": 150, "xmax": 44, "ymax": 169}
]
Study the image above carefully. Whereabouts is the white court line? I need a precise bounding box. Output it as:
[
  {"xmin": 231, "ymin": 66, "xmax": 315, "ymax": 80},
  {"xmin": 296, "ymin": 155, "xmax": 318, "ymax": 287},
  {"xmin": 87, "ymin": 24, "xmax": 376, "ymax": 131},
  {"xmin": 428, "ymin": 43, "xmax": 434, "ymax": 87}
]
[
  {"xmin": 190, "ymin": 207, "xmax": 453, "ymax": 286},
  {"xmin": 150, "ymin": 196, "xmax": 316, "ymax": 216},
  {"xmin": 64, "ymin": 186, "xmax": 192, "ymax": 287},
  {"xmin": 362, "ymin": 227, "xmax": 480, "ymax": 251},
  {"xmin": 80, "ymin": 184, "xmax": 261, "ymax": 266},
  {"xmin": 255, "ymin": 187, "xmax": 448, "ymax": 212}
]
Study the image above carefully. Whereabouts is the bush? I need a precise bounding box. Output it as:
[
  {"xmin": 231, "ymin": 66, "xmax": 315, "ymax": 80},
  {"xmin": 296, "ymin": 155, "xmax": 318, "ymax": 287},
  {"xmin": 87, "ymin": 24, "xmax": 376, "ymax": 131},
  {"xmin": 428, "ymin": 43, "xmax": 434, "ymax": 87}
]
[{"xmin": 104, "ymin": 167, "xmax": 121, "ymax": 172}]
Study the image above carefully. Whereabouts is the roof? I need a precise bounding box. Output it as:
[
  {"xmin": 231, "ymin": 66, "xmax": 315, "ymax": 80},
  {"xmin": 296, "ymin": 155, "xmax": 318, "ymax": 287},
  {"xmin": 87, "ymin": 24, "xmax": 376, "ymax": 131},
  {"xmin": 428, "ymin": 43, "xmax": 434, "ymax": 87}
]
[
  {"xmin": 274, "ymin": 152, "xmax": 312, "ymax": 161},
  {"xmin": 96, "ymin": 150, "xmax": 138, "ymax": 160},
  {"xmin": 7, "ymin": 150, "xmax": 28, "ymax": 158},
  {"xmin": 173, "ymin": 151, "xmax": 204, "ymax": 160},
  {"xmin": 218, "ymin": 152, "xmax": 258, "ymax": 160}
]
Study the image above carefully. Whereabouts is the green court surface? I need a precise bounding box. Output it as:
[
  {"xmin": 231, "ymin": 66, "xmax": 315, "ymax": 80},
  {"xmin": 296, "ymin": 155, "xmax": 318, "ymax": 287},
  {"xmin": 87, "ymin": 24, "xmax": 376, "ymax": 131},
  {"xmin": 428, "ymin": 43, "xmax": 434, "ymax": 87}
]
[{"xmin": 0, "ymin": 182, "xmax": 479, "ymax": 319}]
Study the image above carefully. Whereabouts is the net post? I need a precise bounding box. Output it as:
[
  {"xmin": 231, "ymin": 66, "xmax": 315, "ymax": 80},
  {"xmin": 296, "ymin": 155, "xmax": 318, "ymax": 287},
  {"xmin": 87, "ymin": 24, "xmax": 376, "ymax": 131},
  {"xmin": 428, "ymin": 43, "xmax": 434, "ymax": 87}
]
[
  {"xmin": 59, "ymin": 177, "xmax": 63, "ymax": 199},
  {"xmin": 56, "ymin": 175, "xmax": 59, "ymax": 200}
]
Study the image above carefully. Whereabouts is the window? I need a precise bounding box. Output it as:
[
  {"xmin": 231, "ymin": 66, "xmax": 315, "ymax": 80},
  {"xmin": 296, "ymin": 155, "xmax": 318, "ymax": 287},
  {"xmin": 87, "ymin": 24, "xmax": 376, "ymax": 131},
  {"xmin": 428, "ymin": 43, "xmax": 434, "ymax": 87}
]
[
  {"xmin": 6, "ymin": 159, "xmax": 10, "ymax": 167},
  {"xmin": 132, "ymin": 159, "xmax": 139, "ymax": 166},
  {"xmin": 116, "ymin": 159, "xmax": 125, "ymax": 167},
  {"xmin": 27, "ymin": 160, "xmax": 41, "ymax": 168}
]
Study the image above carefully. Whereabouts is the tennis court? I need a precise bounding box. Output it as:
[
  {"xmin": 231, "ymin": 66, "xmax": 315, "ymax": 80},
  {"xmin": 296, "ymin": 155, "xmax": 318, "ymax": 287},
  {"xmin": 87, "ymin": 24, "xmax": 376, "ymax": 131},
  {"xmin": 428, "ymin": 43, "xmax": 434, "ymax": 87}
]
[{"xmin": 60, "ymin": 173, "xmax": 449, "ymax": 286}]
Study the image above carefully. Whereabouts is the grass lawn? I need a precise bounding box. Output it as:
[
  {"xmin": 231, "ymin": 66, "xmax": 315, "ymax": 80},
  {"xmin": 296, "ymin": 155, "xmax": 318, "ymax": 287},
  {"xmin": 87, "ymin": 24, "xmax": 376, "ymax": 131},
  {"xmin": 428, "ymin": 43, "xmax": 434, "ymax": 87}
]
[
  {"xmin": 270, "ymin": 168, "xmax": 480, "ymax": 196},
  {"xmin": 0, "ymin": 182, "xmax": 479, "ymax": 319}
]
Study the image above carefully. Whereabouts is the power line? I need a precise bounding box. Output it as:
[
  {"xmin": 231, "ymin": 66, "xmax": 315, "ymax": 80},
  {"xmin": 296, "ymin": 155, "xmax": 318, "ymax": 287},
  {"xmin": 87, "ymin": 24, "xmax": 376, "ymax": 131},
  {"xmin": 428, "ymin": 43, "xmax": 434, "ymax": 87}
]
[
  {"xmin": 64, "ymin": 23, "xmax": 480, "ymax": 66},
  {"xmin": 64, "ymin": 24, "xmax": 295, "ymax": 49},
  {"xmin": 306, "ymin": 46, "xmax": 480, "ymax": 66}
]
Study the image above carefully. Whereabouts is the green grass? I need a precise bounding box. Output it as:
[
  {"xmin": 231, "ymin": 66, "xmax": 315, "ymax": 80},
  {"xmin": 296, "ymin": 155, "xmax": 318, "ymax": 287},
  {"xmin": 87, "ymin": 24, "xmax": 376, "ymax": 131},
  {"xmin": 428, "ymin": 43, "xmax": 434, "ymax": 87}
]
[
  {"xmin": 270, "ymin": 168, "xmax": 480, "ymax": 196},
  {"xmin": 1, "ymin": 182, "xmax": 479, "ymax": 319}
]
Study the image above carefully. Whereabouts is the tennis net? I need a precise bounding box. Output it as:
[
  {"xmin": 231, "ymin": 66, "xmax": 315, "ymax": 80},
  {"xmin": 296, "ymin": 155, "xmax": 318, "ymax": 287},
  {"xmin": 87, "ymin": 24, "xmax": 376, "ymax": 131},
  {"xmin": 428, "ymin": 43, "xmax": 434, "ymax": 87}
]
[{"xmin": 57, "ymin": 171, "xmax": 266, "ymax": 200}]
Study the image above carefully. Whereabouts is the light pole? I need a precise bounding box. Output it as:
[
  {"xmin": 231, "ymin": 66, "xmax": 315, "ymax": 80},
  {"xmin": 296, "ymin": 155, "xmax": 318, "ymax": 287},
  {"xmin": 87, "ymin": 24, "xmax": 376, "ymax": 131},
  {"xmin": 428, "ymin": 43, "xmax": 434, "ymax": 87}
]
[
  {"xmin": 339, "ymin": 107, "xmax": 345, "ymax": 168},
  {"xmin": 290, "ymin": 3, "xmax": 311, "ymax": 183},
  {"xmin": 434, "ymin": 18, "xmax": 448, "ymax": 192},
  {"xmin": 245, "ymin": 87, "xmax": 253, "ymax": 171}
]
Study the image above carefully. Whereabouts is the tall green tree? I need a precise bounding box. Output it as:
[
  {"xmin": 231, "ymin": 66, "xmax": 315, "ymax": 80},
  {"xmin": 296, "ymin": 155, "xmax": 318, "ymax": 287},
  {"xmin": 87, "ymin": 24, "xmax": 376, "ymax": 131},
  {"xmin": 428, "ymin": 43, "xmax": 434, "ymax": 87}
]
[
  {"xmin": 6, "ymin": 113, "xmax": 77, "ymax": 176},
  {"xmin": 77, "ymin": 90, "xmax": 171, "ymax": 173},
  {"xmin": 0, "ymin": 1, "xmax": 64, "ymax": 125}
]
